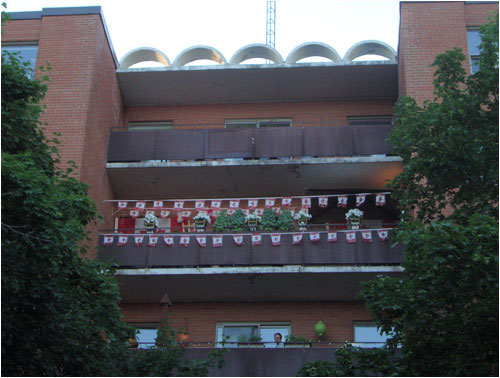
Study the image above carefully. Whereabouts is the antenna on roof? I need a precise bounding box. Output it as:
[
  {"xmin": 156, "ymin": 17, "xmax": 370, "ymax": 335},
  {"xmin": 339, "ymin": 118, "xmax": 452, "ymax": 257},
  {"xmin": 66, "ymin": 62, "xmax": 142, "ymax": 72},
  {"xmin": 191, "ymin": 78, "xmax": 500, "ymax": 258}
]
[{"xmin": 266, "ymin": 1, "xmax": 276, "ymax": 49}]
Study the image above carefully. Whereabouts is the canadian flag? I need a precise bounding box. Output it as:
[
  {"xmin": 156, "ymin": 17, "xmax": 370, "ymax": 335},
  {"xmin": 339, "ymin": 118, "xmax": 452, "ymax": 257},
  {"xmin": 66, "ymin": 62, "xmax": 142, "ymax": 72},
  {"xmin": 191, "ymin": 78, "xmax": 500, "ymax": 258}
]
[
  {"xmin": 356, "ymin": 195, "xmax": 366, "ymax": 207},
  {"xmin": 376, "ymin": 194, "xmax": 386, "ymax": 206},
  {"xmin": 135, "ymin": 201, "xmax": 146, "ymax": 210},
  {"xmin": 160, "ymin": 210, "xmax": 170, "ymax": 218},
  {"xmin": 229, "ymin": 200, "xmax": 240, "ymax": 209},
  {"xmin": 180, "ymin": 236, "xmax": 190, "ymax": 247},
  {"xmin": 195, "ymin": 200, "xmax": 205, "ymax": 210},
  {"xmin": 242, "ymin": 209, "xmax": 250, "ymax": 216},
  {"xmin": 103, "ymin": 235, "xmax": 114, "ymax": 245},
  {"xmin": 254, "ymin": 208, "xmax": 264, "ymax": 216},
  {"xmin": 211, "ymin": 200, "xmax": 221, "ymax": 210},
  {"xmin": 252, "ymin": 233, "xmax": 262, "ymax": 245},
  {"xmin": 118, "ymin": 201, "xmax": 128, "ymax": 210},
  {"xmin": 145, "ymin": 210, "xmax": 155, "ymax": 217},
  {"xmin": 153, "ymin": 200, "xmax": 163, "ymax": 209},
  {"xmin": 130, "ymin": 210, "xmax": 139, "ymax": 218},
  {"xmin": 346, "ymin": 231, "xmax": 356, "ymax": 243},
  {"xmin": 227, "ymin": 209, "xmax": 236, "ymax": 216},
  {"xmin": 281, "ymin": 197, "xmax": 292, "ymax": 207},
  {"xmin": 271, "ymin": 234, "xmax": 281, "ymax": 246},
  {"xmin": 337, "ymin": 196, "xmax": 348, "ymax": 207},
  {"xmin": 174, "ymin": 201, "xmax": 184, "ymax": 210},
  {"xmin": 196, "ymin": 235, "xmax": 206, "ymax": 247},
  {"xmin": 164, "ymin": 235, "xmax": 174, "ymax": 247},
  {"xmin": 148, "ymin": 236, "xmax": 158, "ymax": 247},
  {"xmin": 210, "ymin": 210, "xmax": 220, "ymax": 221},
  {"xmin": 248, "ymin": 199, "xmax": 258, "ymax": 209},
  {"xmin": 233, "ymin": 235, "xmax": 244, "ymax": 246},
  {"xmin": 292, "ymin": 233, "xmax": 303, "ymax": 245},
  {"xmin": 309, "ymin": 232, "xmax": 321, "ymax": 243},
  {"xmin": 265, "ymin": 198, "xmax": 275, "ymax": 208},
  {"xmin": 327, "ymin": 232, "xmax": 337, "ymax": 243},
  {"xmin": 319, "ymin": 197, "xmax": 328, "ymax": 208},
  {"xmin": 213, "ymin": 236, "xmax": 223, "ymax": 247},
  {"xmin": 181, "ymin": 211, "xmax": 192, "ymax": 221},
  {"xmin": 301, "ymin": 197, "xmax": 311, "ymax": 209},
  {"xmin": 377, "ymin": 229, "xmax": 389, "ymax": 241},
  {"xmin": 272, "ymin": 207, "xmax": 281, "ymax": 215},
  {"xmin": 135, "ymin": 235, "xmax": 144, "ymax": 246},
  {"xmin": 118, "ymin": 235, "xmax": 128, "ymax": 246},
  {"xmin": 361, "ymin": 230, "xmax": 373, "ymax": 243}
]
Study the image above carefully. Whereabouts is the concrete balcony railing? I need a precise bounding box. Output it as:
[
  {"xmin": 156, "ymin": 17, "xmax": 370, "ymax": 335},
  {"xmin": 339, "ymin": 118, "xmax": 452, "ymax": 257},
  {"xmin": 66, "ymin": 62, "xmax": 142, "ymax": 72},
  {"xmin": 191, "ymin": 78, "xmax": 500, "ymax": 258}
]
[{"xmin": 107, "ymin": 124, "xmax": 395, "ymax": 163}]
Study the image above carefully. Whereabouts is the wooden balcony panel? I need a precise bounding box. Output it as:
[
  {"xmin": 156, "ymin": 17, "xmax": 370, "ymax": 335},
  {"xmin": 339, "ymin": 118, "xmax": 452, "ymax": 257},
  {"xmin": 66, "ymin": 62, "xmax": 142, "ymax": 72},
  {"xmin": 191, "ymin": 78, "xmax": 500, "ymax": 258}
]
[
  {"xmin": 303, "ymin": 125, "xmax": 354, "ymax": 157},
  {"xmin": 254, "ymin": 127, "xmax": 303, "ymax": 158},
  {"xmin": 100, "ymin": 240, "xmax": 149, "ymax": 268},
  {"xmin": 107, "ymin": 130, "xmax": 156, "ymax": 162},
  {"xmin": 353, "ymin": 124, "xmax": 394, "ymax": 155},
  {"xmin": 155, "ymin": 129, "xmax": 205, "ymax": 160},
  {"xmin": 205, "ymin": 128, "xmax": 254, "ymax": 159},
  {"xmin": 198, "ymin": 240, "xmax": 252, "ymax": 266},
  {"xmin": 147, "ymin": 240, "xmax": 199, "ymax": 267},
  {"xmin": 251, "ymin": 235, "xmax": 304, "ymax": 265},
  {"xmin": 302, "ymin": 233, "xmax": 356, "ymax": 265}
]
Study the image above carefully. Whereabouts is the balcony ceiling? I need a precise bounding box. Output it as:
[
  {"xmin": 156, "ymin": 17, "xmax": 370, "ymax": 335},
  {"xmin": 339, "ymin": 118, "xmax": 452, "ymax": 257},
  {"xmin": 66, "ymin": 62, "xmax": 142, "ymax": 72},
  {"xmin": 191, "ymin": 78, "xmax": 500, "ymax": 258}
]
[{"xmin": 116, "ymin": 62, "xmax": 398, "ymax": 106}]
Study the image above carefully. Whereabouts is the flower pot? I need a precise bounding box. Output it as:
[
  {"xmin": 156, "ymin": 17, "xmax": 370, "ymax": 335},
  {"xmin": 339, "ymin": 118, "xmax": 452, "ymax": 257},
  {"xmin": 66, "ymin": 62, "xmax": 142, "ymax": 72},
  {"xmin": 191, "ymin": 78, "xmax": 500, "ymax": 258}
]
[
  {"xmin": 298, "ymin": 219, "xmax": 308, "ymax": 232},
  {"xmin": 177, "ymin": 332, "xmax": 190, "ymax": 346},
  {"xmin": 195, "ymin": 219, "xmax": 206, "ymax": 232},
  {"xmin": 128, "ymin": 337, "xmax": 138, "ymax": 348},
  {"xmin": 284, "ymin": 342, "xmax": 311, "ymax": 348},
  {"xmin": 349, "ymin": 217, "xmax": 360, "ymax": 230}
]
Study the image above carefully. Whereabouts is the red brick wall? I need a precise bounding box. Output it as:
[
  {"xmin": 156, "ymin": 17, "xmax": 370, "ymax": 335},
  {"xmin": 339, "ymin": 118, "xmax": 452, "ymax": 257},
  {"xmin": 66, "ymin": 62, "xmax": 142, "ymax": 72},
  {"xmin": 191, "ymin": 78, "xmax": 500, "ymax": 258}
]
[
  {"xmin": 2, "ymin": 18, "xmax": 41, "ymax": 41},
  {"xmin": 121, "ymin": 301, "xmax": 372, "ymax": 344}
]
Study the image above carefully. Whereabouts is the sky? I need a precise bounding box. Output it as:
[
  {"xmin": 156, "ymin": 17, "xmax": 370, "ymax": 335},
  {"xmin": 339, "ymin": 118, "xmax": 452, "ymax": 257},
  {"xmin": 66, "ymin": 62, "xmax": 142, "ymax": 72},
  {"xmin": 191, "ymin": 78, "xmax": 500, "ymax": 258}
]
[{"xmin": 5, "ymin": 0, "xmax": 401, "ymax": 64}]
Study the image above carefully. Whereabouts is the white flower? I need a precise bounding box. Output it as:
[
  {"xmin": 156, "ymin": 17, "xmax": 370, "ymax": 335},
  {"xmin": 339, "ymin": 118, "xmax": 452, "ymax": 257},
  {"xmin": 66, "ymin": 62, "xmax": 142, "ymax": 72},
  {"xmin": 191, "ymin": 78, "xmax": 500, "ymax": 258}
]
[
  {"xmin": 245, "ymin": 213, "xmax": 262, "ymax": 222},
  {"xmin": 143, "ymin": 213, "xmax": 158, "ymax": 227},
  {"xmin": 193, "ymin": 211, "xmax": 211, "ymax": 224},
  {"xmin": 294, "ymin": 209, "xmax": 312, "ymax": 221},
  {"xmin": 345, "ymin": 209, "xmax": 363, "ymax": 220}
]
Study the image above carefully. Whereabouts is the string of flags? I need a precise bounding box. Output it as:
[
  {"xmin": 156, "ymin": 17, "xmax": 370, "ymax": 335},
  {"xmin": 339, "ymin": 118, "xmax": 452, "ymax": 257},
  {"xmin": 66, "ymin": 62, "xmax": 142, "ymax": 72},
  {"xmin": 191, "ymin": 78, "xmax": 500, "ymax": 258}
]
[{"xmin": 103, "ymin": 229, "xmax": 390, "ymax": 247}]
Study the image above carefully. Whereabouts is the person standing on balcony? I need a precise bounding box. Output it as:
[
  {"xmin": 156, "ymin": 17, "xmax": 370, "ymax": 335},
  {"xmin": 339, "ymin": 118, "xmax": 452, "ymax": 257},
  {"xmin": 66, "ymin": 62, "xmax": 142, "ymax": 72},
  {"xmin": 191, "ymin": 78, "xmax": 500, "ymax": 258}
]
[{"xmin": 274, "ymin": 333, "xmax": 283, "ymax": 348}]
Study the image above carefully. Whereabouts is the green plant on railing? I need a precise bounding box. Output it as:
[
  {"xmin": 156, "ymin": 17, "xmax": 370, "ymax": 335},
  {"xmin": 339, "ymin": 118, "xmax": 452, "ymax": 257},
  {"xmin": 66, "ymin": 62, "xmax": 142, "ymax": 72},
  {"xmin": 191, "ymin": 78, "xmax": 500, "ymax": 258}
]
[
  {"xmin": 285, "ymin": 334, "xmax": 309, "ymax": 344},
  {"xmin": 237, "ymin": 334, "xmax": 263, "ymax": 343},
  {"xmin": 277, "ymin": 209, "xmax": 295, "ymax": 231},
  {"xmin": 230, "ymin": 209, "xmax": 245, "ymax": 232},
  {"xmin": 261, "ymin": 209, "xmax": 277, "ymax": 231},
  {"xmin": 213, "ymin": 211, "xmax": 230, "ymax": 232}
]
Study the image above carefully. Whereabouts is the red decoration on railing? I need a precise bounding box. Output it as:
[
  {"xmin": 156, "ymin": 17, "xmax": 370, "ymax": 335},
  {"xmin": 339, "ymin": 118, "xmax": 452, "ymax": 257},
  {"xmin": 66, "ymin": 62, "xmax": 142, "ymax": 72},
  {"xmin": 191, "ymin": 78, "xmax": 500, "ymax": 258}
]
[
  {"xmin": 135, "ymin": 201, "xmax": 146, "ymax": 210},
  {"xmin": 174, "ymin": 201, "xmax": 184, "ymax": 210},
  {"xmin": 135, "ymin": 235, "xmax": 144, "ymax": 246},
  {"xmin": 375, "ymin": 194, "xmax": 386, "ymax": 206},
  {"xmin": 377, "ymin": 229, "xmax": 389, "ymax": 241},
  {"xmin": 180, "ymin": 235, "xmax": 190, "ymax": 247},
  {"xmin": 213, "ymin": 236, "xmax": 223, "ymax": 247},
  {"xmin": 211, "ymin": 200, "xmax": 221, "ymax": 210},
  {"xmin": 233, "ymin": 235, "xmax": 244, "ymax": 246},
  {"xmin": 196, "ymin": 236, "xmax": 206, "ymax": 247},
  {"xmin": 271, "ymin": 234, "xmax": 281, "ymax": 246},
  {"xmin": 118, "ymin": 235, "xmax": 128, "ymax": 246},
  {"xmin": 118, "ymin": 201, "xmax": 128, "ymax": 209},
  {"xmin": 103, "ymin": 235, "xmax": 114, "ymax": 245},
  {"xmin": 293, "ymin": 233, "xmax": 303, "ymax": 245},
  {"xmin": 195, "ymin": 200, "xmax": 205, "ymax": 210},
  {"xmin": 252, "ymin": 233, "xmax": 262, "ymax": 245},
  {"xmin": 248, "ymin": 199, "xmax": 258, "ymax": 209},
  {"xmin": 301, "ymin": 197, "xmax": 311, "ymax": 209},
  {"xmin": 361, "ymin": 230, "xmax": 372, "ymax": 243},
  {"xmin": 281, "ymin": 197, "xmax": 291, "ymax": 207},
  {"xmin": 327, "ymin": 232, "xmax": 337, "ymax": 243},
  {"xmin": 160, "ymin": 210, "xmax": 170, "ymax": 218},
  {"xmin": 356, "ymin": 195, "xmax": 366, "ymax": 207},
  {"xmin": 265, "ymin": 198, "xmax": 275, "ymax": 208},
  {"xmin": 309, "ymin": 232, "xmax": 320, "ymax": 243},
  {"xmin": 319, "ymin": 197, "xmax": 328, "ymax": 208},
  {"xmin": 337, "ymin": 196, "xmax": 348, "ymax": 207},
  {"xmin": 153, "ymin": 200, "xmax": 163, "ymax": 209},
  {"xmin": 148, "ymin": 236, "xmax": 158, "ymax": 247},
  {"xmin": 164, "ymin": 235, "xmax": 174, "ymax": 247},
  {"xmin": 130, "ymin": 210, "xmax": 139, "ymax": 218},
  {"xmin": 346, "ymin": 231, "xmax": 356, "ymax": 243},
  {"xmin": 229, "ymin": 200, "xmax": 239, "ymax": 209}
]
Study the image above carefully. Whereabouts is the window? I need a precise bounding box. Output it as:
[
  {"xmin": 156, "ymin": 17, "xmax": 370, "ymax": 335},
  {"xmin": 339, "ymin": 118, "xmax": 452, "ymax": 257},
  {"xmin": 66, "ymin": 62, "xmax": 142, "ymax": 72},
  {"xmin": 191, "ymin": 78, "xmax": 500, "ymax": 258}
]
[
  {"xmin": 353, "ymin": 322, "xmax": 392, "ymax": 348},
  {"xmin": 131, "ymin": 324, "xmax": 158, "ymax": 349},
  {"xmin": 215, "ymin": 322, "xmax": 290, "ymax": 348},
  {"xmin": 225, "ymin": 118, "xmax": 292, "ymax": 128},
  {"xmin": 347, "ymin": 116, "xmax": 393, "ymax": 126},
  {"xmin": 129, "ymin": 121, "xmax": 173, "ymax": 131},
  {"xmin": 467, "ymin": 29, "xmax": 481, "ymax": 74},
  {"xmin": 1, "ymin": 44, "xmax": 38, "ymax": 78}
]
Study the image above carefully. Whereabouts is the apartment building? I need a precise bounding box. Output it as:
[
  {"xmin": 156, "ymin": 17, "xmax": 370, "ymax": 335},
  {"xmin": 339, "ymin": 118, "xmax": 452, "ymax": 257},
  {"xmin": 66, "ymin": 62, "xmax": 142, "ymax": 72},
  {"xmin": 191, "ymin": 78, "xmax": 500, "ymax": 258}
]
[{"xmin": 3, "ymin": 1, "xmax": 497, "ymax": 375}]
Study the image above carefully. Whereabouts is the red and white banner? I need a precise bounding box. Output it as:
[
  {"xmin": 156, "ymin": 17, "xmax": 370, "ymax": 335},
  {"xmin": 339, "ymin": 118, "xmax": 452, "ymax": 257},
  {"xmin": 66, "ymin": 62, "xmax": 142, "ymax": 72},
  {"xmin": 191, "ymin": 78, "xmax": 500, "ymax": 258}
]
[
  {"xmin": 252, "ymin": 233, "xmax": 262, "ymax": 245},
  {"xmin": 135, "ymin": 235, "xmax": 144, "ymax": 246},
  {"xmin": 213, "ymin": 236, "xmax": 223, "ymax": 247},
  {"xmin": 145, "ymin": 210, "xmax": 155, "ymax": 217},
  {"xmin": 271, "ymin": 234, "xmax": 281, "ymax": 246},
  {"xmin": 254, "ymin": 208, "xmax": 264, "ymax": 216},
  {"xmin": 293, "ymin": 233, "xmax": 303, "ymax": 245},
  {"xmin": 361, "ymin": 230, "xmax": 373, "ymax": 243},
  {"xmin": 211, "ymin": 200, "xmax": 221, "ymax": 210},
  {"xmin": 103, "ymin": 235, "xmax": 114, "ymax": 245},
  {"xmin": 282, "ymin": 197, "xmax": 292, "ymax": 207},
  {"xmin": 160, "ymin": 210, "xmax": 170, "ymax": 218},
  {"xmin": 272, "ymin": 207, "xmax": 280, "ymax": 215},
  {"xmin": 319, "ymin": 197, "xmax": 328, "ymax": 208},
  {"xmin": 196, "ymin": 235, "xmax": 206, "ymax": 247},
  {"xmin": 346, "ymin": 231, "xmax": 356, "ymax": 243},
  {"xmin": 309, "ymin": 232, "xmax": 320, "ymax": 243},
  {"xmin": 233, "ymin": 235, "xmax": 244, "ymax": 246},
  {"xmin": 248, "ymin": 199, "xmax": 258, "ymax": 209},
  {"xmin": 153, "ymin": 200, "xmax": 163, "ymax": 209},
  {"xmin": 337, "ymin": 196, "xmax": 348, "ymax": 207},
  {"xmin": 148, "ymin": 236, "xmax": 158, "ymax": 247},
  {"xmin": 265, "ymin": 198, "xmax": 275, "ymax": 208},
  {"xmin": 180, "ymin": 236, "xmax": 190, "ymax": 247},
  {"xmin": 118, "ymin": 235, "xmax": 128, "ymax": 246},
  {"xmin": 376, "ymin": 194, "xmax": 386, "ymax": 206},
  {"xmin": 135, "ymin": 201, "xmax": 146, "ymax": 210},
  {"xmin": 195, "ymin": 200, "xmax": 205, "ymax": 210},
  {"xmin": 164, "ymin": 235, "xmax": 174, "ymax": 247},
  {"xmin": 229, "ymin": 200, "xmax": 240, "ymax": 209},
  {"xmin": 174, "ymin": 201, "xmax": 184, "ymax": 210},
  {"xmin": 118, "ymin": 201, "xmax": 128, "ymax": 210},
  {"xmin": 227, "ymin": 209, "xmax": 236, "ymax": 216},
  {"xmin": 356, "ymin": 195, "xmax": 366, "ymax": 207},
  {"xmin": 242, "ymin": 209, "xmax": 250, "ymax": 216},
  {"xmin": 180, "ymin": 211, "xmax": 191, "ymax": 221},
  {"xmin": 130, "ymin": 210, "xmax": 139, "ymax": 218},
  {"xmin": 327, "ymin": 232, "xmax": 337, "ymax": 243},
  {"xmin": 301, "ymin": 197, "xmax": 311, "ymax": 209},
  {"xmin": 377, "ymin": 229, "xmax": 389, "ymax": 241}
]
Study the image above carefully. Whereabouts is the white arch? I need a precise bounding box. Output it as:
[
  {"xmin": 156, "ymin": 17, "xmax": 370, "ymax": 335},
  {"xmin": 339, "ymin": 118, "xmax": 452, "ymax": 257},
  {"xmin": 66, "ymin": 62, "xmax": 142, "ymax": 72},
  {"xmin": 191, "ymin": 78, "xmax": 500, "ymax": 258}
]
[
  {"xmin": 285, "ymin": 42, "xmax": 342, "ymax": 64},
  {"xmin": 172, "ymin": 45, "xmax": 227, "ymax": 67},
  {"xmin": 229, "ymin": 43, "xmax": 284, "ymax": 65},
  {"xmin": 343, "ymin": 40, "xmax": 397, "ymax": 62},
  {"xmin": 119, "ymin": 47, "xmax": 171, "ymax": 69}
]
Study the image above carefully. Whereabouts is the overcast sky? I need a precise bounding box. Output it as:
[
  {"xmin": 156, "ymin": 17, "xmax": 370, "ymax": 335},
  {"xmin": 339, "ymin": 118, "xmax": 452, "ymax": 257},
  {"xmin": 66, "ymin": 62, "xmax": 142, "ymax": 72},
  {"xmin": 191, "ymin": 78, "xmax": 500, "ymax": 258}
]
[{"xmin": 6, "ymin": 0, "xmax": 401, "ymax": 63}]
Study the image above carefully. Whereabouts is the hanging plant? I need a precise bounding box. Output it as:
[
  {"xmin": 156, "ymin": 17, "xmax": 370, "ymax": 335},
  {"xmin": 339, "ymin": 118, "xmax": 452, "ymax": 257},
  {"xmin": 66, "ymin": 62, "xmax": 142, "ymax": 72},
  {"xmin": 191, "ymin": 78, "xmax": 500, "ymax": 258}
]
[
  {"xmin": 213, "ymin": 211, "xmax": 230, "ymax": 232},
  {"xmin": 277, "ymin": 209, "xmax": 295, "ymax": 231},
  {"xmin": 261, "ymin": 209, "xmax": 277, "ymax": 231},
  {"xmin": 230, "ymin": 209, "xmax": 246, "ymax": 232}
]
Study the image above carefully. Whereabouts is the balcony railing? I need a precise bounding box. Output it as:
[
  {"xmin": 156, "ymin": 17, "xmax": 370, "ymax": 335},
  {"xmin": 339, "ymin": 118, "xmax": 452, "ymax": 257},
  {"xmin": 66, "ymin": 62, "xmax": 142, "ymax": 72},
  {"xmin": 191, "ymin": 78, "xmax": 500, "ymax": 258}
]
[{"xmin": 107, "ymin": 123, "xmax": 395, "ymax": 163}]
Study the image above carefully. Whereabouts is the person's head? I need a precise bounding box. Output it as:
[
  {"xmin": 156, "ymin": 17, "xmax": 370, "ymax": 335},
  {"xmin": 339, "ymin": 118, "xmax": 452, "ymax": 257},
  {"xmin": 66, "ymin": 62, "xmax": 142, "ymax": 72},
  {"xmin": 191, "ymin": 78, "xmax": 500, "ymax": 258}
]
[{"xmin": 274, "ymin": 333, "xmax": 282, "ymax": 343}]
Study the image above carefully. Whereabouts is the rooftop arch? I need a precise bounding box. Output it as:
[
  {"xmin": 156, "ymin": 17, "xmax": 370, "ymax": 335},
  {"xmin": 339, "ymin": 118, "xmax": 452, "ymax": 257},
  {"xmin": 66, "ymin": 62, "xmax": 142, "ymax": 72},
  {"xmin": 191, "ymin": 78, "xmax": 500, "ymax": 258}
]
[
  {"xmin": 229, "ymin": 43, "xmax": 284, "ymax": 65},
  {"xmin": 285, "ymin": 42, "xmax": 341, "ymax": 64},
  {"xmin": 172, "ymin": 45, "xmax": 227, "ymax": 67},
  {"xmin": 119, "ymin": 47, "xmax": 171, "ymax": 69},
  {"xmin": 343, "ymin": 40, "xmax": 397, "ymax": 62}
]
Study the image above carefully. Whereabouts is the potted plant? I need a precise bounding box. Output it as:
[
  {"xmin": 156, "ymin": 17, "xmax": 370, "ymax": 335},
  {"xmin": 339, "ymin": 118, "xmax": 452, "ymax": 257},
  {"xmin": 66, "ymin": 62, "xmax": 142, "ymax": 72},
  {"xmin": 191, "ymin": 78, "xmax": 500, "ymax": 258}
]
[
  {"xmin": 230, "ymin": 209, "xmax": 246, "ymax": 232},
  {"xmin": 294, "ymin": 209, "xmax": 312, "ymax": 231},
  {"xmin": 261, "ymin": 209, "xmax": 277, "ymax": 231},
  {"xmin": 143, "ymin": 213, "xmax": 158, "ymax": 233},
  {"xmin": 245, "ymin": 212, "xmax": 262, "ymax": 232},
  {"xmin": 345, "ymin": 208, "xmax": 363, "ymax": 230},
  {"xmin": 238, "ymin": 334, "xmax": 264, "ymax": 348},
  {"xmin": 284, "ymin": 334, "xmax": 311, "ymax": 348},
  {"xmin": 193, "ymin": 211, "xmax": 211, "ymax": 232},
  {"xmin": 277, "ymin": 209, "xmax": 295, "ymax": 231},
  {"xmin": 213, "ymin": 211, "xmax": 230, "ymax": 232}
]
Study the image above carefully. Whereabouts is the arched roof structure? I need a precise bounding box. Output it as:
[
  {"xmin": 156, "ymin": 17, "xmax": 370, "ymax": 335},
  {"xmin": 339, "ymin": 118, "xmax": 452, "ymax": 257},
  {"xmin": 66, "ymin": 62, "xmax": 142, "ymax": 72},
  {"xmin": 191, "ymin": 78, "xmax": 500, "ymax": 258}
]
[
  {"xmin": 119, "ymin": 47, "xmax": 171, "ymax": 69},
  {"xmin": 343, "ymin": 40, "xmax": 397, "ymax": 62},
  {"xmin": 285, "ymin": 42, "xmax": 342, "ymax": 64},
  {"xmin": 229, "ymin": 43, "xmax": 284, "ymax": 65},
  {"xmin": 172, "ymin": 45, "xmax": 227, "ymax": 67}
]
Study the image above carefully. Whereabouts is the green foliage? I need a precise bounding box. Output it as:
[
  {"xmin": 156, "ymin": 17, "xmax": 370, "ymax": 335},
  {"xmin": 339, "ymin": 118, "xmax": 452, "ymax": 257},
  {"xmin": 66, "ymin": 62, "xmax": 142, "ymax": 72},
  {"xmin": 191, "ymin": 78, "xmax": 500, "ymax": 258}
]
[
  {"xmin": 296, "ymin": 360, "xmax": 336, "ymax": 377},
  {"xmin": 260, "ymin": 208, "xmax": 277, "ymax": 231},
  {"xmin": 277, "ymin": 209, "xmax": 295, "ymax": 231},
  {"xmin": 285, "ymin": 334, "xmax": 309, "ymax": 344},
  {"xmin": 230, "ymin": 209, "xmax": 245, "ymax": 232},
  {"xmin": 213, "ymin": 211, "xmax": 230, "ymax": 232}
]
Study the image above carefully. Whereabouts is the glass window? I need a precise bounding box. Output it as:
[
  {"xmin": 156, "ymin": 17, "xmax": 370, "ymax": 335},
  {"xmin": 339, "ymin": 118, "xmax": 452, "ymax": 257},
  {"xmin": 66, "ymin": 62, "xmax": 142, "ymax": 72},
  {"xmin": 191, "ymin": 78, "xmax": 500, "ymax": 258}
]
[
  {"xmin": 467, "ymin": 29, "xmax": 481, "ymax": 74},
  {"xmin": 347, "ymin": 116, "xmax": 393, "ymax": 126},
  {"xmin": 2, "ymin": 44, "xmax": 38, "ymax": 78},
  {"xmin": 225, "ymin": 118, "xmax": 292, "ymax": 128},
  {"xmin": 215, "ymin": 322, "xmax": 291, "ymax": 348},
  {"xmin": 129, "ymin": 121, "xmax": 173, "ymax": 131},
  {"xmin": 353, "ymin": 322, "xmax": 392, "ymax": 348},
  {"xmin": 136, "ymin": 328, "xmax": 158, "ymax": 349}
]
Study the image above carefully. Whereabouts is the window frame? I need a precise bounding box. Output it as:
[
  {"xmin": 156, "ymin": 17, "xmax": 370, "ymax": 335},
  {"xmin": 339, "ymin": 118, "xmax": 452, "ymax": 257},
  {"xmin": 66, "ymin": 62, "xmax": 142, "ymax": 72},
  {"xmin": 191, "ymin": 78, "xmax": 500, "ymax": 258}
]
[
  {"xmin": 352, "ymin": 321, "xmax": 393, "ymax": 348},
  {"xmin": 1, "ymin": 42, "xmax": 39, "ymax": 78},
  {"xmin": 129, "ymin": 121, "xmax": 173, "ymax": 131},
  {"xmin": 215, "ymin": 322, "xmax": 291, "ymax": 348},
  {"xmin": 129, "ymin": 322, "xmax": 158, "ymax": 349},
  {"xmin": 224, "ymin": 118, "xmax": 292, "ymax": 129},
  {"xmin": 467, "ymin": 27, "xmax": 481, "ymax": 74}
]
